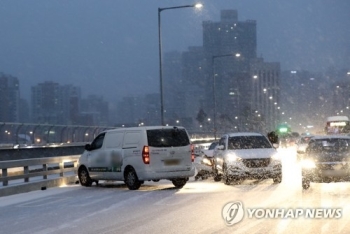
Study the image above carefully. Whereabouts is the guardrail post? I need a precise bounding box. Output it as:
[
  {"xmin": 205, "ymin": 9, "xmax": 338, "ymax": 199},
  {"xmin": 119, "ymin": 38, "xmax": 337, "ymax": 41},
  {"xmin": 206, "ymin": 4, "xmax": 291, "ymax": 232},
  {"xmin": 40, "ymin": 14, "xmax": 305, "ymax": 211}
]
[
  {"xmin": 2, "ymin": 168, "xmax": 8, "ymax": 186},
  {"xmin": 43, "ymin": 164, "xmax": 47, "ymax": 179},
  {"xmin": 24, "ymin": 166, "xmax": 29, "ymax": 182},
  {"xmin": 59, "ymin": 162, "xmax": 64, "ymax": 177},
  {"xmin": 74, "ymin": 161, "xmax": 78, "ymax": 174}
]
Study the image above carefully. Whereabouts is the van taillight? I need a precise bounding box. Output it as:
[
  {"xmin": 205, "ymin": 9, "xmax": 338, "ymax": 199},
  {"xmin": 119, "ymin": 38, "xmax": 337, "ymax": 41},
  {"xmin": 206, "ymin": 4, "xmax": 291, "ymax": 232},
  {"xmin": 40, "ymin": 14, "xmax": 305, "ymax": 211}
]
[
  {"xmin": 142, "ymin": 146, "xmax": 150, "ymax": 164},
  {"xmin": 191, "ymin": 144, "xmax": 195, "ymax": 162}
]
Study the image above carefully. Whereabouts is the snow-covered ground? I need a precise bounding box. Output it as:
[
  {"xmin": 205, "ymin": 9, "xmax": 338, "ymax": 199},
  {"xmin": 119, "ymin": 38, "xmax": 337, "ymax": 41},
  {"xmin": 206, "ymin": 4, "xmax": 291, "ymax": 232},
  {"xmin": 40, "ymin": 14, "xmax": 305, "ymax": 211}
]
[{"xmin": 1, "ymin": 148, "xmax": 350, "ymax": 233}]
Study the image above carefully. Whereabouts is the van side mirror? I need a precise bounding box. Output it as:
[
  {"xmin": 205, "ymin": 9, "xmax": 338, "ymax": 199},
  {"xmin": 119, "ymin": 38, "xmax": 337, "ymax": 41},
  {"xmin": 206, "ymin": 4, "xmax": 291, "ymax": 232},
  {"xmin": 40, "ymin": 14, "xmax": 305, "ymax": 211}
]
[{"xmin": 85, "ymin": 144, "xmax": 91, "ymax": 151}]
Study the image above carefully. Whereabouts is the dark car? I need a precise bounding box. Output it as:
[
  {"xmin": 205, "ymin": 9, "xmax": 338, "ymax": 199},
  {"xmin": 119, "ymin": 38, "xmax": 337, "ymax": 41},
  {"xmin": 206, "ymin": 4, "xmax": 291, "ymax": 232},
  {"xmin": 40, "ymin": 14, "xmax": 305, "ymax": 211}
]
[{"xmin": 300, "ymin": 135, "xmax": 350, "ymax": 189}]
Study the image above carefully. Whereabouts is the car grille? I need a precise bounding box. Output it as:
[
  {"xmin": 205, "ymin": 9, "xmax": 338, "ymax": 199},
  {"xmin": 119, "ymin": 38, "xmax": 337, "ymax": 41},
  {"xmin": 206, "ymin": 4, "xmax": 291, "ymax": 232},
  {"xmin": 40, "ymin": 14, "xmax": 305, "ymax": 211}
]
[
  {"xmin": 243, "ymin": 158, "xmax": 271, "ymax": 168},
  {"xmin": 317, "ymin": 163, "xmax": 349, "ymax": 170}
]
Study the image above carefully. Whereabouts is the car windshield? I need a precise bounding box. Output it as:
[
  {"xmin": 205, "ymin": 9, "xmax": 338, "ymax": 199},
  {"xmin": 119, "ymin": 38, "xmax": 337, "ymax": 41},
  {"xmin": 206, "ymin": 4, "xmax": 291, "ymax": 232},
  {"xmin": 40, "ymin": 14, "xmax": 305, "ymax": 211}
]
[
  {"xmin": 300, "ymin": 137, "xmax": 313, "ymax": 144},
  {"xmin": 309, "ymin": 139, "xmax": 350, "ymax": 153},
  {"xmin": 208, "ymin": 142, "xmax": 218, "ymax": 150},
  {"xmin": 228, "ymin": 136, "xmax": 272, "ymax": 150}
]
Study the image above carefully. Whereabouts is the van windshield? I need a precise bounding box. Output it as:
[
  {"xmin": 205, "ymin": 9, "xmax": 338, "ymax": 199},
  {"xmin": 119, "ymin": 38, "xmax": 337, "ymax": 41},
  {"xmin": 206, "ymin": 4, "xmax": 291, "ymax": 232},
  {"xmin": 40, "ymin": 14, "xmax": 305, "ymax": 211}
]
[{"xmin": 147, "ymin": 129, "xmax": 190, "ymax": 147}]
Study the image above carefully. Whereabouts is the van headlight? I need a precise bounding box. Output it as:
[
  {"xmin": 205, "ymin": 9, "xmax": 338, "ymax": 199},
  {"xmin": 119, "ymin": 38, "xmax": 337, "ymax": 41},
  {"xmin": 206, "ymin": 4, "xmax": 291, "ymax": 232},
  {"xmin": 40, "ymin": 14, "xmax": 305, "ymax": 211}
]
[{"xmin": 301, "ymin": 159, "xmax": 316, "ymax": 169}]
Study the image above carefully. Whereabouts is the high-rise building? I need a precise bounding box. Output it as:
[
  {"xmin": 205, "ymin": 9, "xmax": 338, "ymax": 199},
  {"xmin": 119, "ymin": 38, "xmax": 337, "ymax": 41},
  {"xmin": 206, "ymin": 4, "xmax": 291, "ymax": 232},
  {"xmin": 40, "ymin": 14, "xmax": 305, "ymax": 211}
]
[
  {"xmin": 162, "ymin": 48, "xmax": 206, "ymax": 129},
  {"xmin": 31, "ymin": 81, "xmax": 81, "ymax": 125},
  {"xmin": 176, "ymin": 9, "xmax": 280, "ymax": 132},
  {"xmin": 203, "ymin": 10, "xmax": 257, "ymax": 61},
  {"xmin": 0, "ymin": 73, "xmax": 20, "ymax": 122},
  {"xmin": 80, "ymin": 94, "xmax": 109, "ymax": 126},
  {"xmin": 116, "ymin": 96, "xmax": 144, "ymax": 126},
  {"xmin": 250, "ymin": 58, "xmax": 280, "ymax": 131}
]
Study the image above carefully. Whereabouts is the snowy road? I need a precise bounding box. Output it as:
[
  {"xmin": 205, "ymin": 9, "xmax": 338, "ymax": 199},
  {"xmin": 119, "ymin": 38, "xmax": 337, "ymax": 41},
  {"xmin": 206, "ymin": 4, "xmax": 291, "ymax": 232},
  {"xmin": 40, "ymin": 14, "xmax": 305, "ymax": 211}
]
[{"xmin": 1, "ymin": 148, "xmax": 350, "ymax": 233}]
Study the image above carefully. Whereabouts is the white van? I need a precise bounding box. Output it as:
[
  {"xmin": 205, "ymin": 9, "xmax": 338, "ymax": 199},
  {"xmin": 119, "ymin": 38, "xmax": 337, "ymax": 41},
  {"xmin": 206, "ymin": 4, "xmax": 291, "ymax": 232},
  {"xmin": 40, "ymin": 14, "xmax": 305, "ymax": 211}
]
[{"xmin": 77, "ymin": 126, "xmax": 195, "ymax": 190}]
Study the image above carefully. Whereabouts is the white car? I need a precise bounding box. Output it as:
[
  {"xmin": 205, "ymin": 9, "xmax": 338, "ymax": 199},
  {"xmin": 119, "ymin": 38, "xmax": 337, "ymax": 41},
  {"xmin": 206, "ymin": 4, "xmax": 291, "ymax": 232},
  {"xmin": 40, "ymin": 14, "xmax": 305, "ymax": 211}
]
[
  {"xmin": 213, "ymin": 132, "xmax": 282, "ymax": 185},
  {"xmin": 201, "ymin": 141, "xmax": 218, "ymax": 157}
]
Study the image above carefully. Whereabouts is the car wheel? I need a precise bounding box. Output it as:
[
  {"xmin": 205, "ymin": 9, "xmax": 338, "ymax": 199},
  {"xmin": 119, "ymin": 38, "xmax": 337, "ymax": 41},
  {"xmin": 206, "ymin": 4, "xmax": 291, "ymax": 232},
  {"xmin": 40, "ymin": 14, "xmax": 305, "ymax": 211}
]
[
  {"xmin": 302, "ymin": 178, "xmax": 310, "ymax": 189},
  {"xmin": 273, "ymin": 174, "xmax": 282, "ymax": 183},
  {"xmin": 172, "ymin": 178, "xmax": 187, "ymax": 188},
  {"xmin": 124, "ymin": 168, "xmax": 141, "ymax": 190},
  {"xmin": 78, "ymin": 167, "xmax": 93, "ymax": 187},
  {"xmin": 213, "ymin": 173, "xmax": 222, "ymax": 182},
  {"xmin": 213, "ymin": 165, "xmax": 222, "ymax": 182},
  {"xmin": 222, "ymin": 163, "xmax": 231, "ymax": 185}
]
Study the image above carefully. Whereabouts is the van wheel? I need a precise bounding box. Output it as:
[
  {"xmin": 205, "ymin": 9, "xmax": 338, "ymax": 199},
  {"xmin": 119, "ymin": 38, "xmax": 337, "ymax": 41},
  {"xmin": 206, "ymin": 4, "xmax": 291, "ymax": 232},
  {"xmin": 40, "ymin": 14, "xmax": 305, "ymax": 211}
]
[
  {"xmin": 213, "ymin": 166, "xmax": 222, "ymax": 182},
  {"xmin": 124, "ymin": 168, "xmax": 141, "ymax": 190},
  {"xmin": 172, "ymin": 178, "xmax": 187, "ymax": 188},
  {"xmin": 78, "ymin": 167, "xmax": 93, "ymax": 187}
]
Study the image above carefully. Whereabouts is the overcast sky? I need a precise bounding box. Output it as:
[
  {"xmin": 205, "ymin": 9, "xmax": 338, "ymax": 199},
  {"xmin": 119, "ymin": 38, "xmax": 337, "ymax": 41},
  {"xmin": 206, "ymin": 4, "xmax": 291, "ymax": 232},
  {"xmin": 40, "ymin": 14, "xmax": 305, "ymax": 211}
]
[{"xmin": 0, "ymin": 0, "xmax": 349, "ymax": 102}]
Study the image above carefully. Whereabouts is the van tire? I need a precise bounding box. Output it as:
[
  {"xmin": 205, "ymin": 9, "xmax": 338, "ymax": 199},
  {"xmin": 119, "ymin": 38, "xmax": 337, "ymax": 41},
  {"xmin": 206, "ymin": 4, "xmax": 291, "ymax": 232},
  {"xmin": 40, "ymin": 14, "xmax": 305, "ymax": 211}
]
[
  {"xmin": 124, "ymin": 168, "xmax": 141, "ymax": 190},
  {"xmin": 172, "ymin": 178, "xmax": 187, "ymax": 188},
  {"xmin": 78, "ymin": 167, "xmax": 93, "ymax": 187}
]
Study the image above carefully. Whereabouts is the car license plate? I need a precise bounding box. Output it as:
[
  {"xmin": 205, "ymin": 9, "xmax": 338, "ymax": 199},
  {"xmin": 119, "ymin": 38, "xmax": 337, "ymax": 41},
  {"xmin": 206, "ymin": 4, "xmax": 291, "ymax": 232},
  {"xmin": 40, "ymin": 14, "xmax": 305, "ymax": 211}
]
[
  {"xmin": 251, "ymin": 168, "xmax": 265, "ymax": 174},
  {"xmin": 164, "ymin": 159, "xmax": 180, "ymax": 166}
]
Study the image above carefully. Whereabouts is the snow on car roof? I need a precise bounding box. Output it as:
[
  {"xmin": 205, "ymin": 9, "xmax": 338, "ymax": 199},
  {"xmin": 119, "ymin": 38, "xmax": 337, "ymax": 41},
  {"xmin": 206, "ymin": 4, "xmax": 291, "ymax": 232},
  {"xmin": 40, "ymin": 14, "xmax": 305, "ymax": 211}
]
[
  {"xmin": 224, "ymin": 132, "xmax": 263, "ymax": 137},
  {"xmin": 311, "ymin": 135, "xmax": 350, "ymax": 140},
  {"xmin": 105, "ymin": 126, "xmax": 186, "ymax": 132}
]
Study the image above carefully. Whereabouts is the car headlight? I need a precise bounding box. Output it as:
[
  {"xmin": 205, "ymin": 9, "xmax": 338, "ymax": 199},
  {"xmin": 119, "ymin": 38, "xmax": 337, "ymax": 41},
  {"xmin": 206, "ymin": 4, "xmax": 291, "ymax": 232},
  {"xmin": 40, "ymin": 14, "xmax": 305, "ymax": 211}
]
[
  {"xmin": 271, "ymin": 154, "xmax": 281, "ymax": 161},
  {"xmin": 301, "ymin": 159, "xmax": 316, "ymax": 169},
  {"xmin": 202, "ymin": 158, "xmax": 212, "ymax": 165},
  {"xmin": 226, "ymin": 154, "xmax": 242, "ymax": 162}
]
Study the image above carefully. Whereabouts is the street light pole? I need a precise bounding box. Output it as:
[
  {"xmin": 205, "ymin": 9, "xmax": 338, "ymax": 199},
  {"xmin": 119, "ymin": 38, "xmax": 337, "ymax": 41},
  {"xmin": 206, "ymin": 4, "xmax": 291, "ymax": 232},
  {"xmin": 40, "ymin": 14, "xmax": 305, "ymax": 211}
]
[
  {"xmin": 158, "ymin": 3, "xmax": 203, "ymax": 126},
  {"xmin": 212, "ymin": 53, "xmax": 234, "ymax": 140}
]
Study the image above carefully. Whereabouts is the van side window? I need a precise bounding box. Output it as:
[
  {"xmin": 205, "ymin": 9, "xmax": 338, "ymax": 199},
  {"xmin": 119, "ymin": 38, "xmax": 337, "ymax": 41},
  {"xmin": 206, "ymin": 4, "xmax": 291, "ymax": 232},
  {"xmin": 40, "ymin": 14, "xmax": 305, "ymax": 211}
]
[{"xmin": 90, "ymin": 133, "xmax": 106, "ymax": 151}]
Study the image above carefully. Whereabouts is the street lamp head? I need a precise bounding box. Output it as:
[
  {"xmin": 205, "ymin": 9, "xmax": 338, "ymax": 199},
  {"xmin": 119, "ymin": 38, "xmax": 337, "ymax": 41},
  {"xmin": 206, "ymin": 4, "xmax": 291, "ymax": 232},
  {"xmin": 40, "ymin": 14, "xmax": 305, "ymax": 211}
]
[{"xmin": 194, "ymin": 3, "xmax": 203, "ymax": 8}]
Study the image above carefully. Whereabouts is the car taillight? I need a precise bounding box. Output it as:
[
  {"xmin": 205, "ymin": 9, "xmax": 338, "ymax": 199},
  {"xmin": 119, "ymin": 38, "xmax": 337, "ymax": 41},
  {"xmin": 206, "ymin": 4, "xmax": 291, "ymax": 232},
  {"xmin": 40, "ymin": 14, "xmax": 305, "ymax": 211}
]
[
  {"xmin": 142, "ymin": 146, "xmax": 150, "ymax": 164},
  {"xmin": 191, "ymin": 144, "xmax": 195, "ymax": 162}
]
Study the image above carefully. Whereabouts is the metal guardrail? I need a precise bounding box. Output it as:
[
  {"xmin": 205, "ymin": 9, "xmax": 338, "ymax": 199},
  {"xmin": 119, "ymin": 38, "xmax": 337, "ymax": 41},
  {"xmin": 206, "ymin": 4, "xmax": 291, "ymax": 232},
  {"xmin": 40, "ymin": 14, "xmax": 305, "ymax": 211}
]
[
  {"xmin": 0, "ymin": 140, "xmax": 213, "ymax": 197},
  {"xmin": 0, "ymin": 155, "xmax": 80, "ymax": 197}
]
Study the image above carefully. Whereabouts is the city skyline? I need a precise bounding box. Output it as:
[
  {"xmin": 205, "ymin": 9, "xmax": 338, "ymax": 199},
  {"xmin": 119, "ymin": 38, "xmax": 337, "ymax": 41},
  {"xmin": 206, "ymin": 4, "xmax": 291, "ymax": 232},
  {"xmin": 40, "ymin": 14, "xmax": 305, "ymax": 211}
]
[{"xmin": 0, "ymin": 1, "xmax": 349, "ymax": 103}]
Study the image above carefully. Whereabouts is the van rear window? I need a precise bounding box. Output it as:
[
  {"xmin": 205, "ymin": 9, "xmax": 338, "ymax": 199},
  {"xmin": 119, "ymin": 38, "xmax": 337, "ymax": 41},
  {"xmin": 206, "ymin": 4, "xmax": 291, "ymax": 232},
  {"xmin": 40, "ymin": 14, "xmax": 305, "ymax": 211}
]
[{"xmin": 147, "ymin": 129, "xmax": 190, "ymax": 147}]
